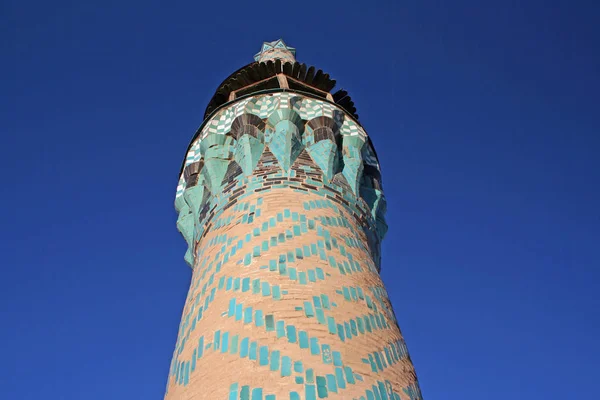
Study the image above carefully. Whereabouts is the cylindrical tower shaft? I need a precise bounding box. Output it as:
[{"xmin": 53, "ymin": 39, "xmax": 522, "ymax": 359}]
[{"xmin": 167, "ymin": 40, "xmax": 422, "ymax": 400}]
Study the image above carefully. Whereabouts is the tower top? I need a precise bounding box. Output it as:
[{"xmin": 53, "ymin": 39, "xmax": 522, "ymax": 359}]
[{"xmin": 254, "ymin": 39, "xmax": 296, "ymax": 63}]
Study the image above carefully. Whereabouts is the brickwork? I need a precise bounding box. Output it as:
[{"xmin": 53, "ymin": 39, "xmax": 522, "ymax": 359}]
[
  {"xmin": 167, "ymin": 190, "xmax": 419, "ymax": 400},
  {"xmin": 167, "ymin": 42, "xmax": 422, "ymax": 400}
]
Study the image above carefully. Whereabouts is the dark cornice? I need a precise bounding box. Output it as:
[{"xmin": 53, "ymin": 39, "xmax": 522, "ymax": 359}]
[{"xmin": 204, "ymin": 61, "xmax": 359, "ymax": 120}]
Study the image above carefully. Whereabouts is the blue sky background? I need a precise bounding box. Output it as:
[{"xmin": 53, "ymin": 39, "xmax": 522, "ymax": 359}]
[{"xmin": 2, "ymin": 1, "xmax": 599, "ymax": 398}]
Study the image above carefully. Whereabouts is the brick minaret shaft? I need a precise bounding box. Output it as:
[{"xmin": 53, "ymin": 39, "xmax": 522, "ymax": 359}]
[{"xmin": 167, "ymin": 40, "xmax": 423, "ymax": 400}]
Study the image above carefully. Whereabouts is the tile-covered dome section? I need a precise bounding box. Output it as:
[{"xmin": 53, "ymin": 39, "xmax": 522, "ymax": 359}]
[
  {"xmin": 175, "ymin": 92, "xmax": 387, "ymax": 268},
  {"xmin": 254, "ymin": 39, "xmax": 296, "ymax": 63}
]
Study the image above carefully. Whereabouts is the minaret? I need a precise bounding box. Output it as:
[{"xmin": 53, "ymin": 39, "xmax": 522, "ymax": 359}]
[{"xmin": 168, "ymin": 39, "xmax": 423, "ymax": 400}]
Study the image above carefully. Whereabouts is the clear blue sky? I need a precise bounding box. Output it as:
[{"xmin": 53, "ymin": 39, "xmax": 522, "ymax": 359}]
[{"xmin": 2, "ymin": 1, "xmax": 599, "ymax": 398}]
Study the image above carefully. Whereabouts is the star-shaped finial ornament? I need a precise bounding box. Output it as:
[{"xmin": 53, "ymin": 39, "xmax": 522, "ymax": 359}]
[{"xmin": 254, "ymin": 39, "xmax": 296, "ymax": 63}]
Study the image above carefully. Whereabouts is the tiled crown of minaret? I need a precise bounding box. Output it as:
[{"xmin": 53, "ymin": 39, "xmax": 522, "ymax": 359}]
[
  {"xmin": 254, "ymin": 39, "xmax": 297, "ymax": 63},
  {"xmin": 167, "ymin": 40, "xmax": 423, "ymax": 400}
]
